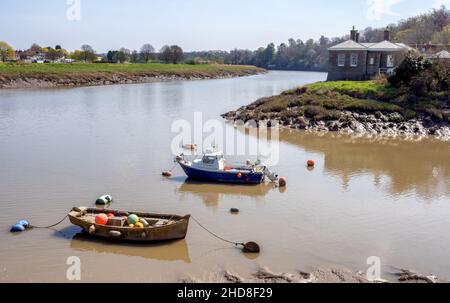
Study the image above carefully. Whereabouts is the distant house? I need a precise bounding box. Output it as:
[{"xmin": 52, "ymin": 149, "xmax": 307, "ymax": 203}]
[
  {"xmin": 327, "ymin": 27, "xmax": 411, "ymax": 81},
  {"xmin": 430, "ymin": 50, "xmax": 450, "ymax": 60}
]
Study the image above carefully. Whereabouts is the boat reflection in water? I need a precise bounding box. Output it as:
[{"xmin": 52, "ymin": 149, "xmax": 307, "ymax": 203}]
[
  {"xmin": 176, "ymin": 179, "xmax": 276, "ymax": 206},
  {"xmin": 63, "ymin": 227, "xmax": 191, "ymax": 263}
]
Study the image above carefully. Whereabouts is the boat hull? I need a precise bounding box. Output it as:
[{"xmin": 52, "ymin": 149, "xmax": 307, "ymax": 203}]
[
  {"xmin": 68, "ymin": 207, "xmax": 190, "ymax": 242},
  {"xmin": 179, "ymin": 162, "xmax": 265, "ymax": 184}
]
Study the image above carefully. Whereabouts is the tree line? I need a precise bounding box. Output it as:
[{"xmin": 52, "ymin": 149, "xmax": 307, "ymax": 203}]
[
  {"xmin": 2, "ymin": 6, "xmax": 448, "ymax": 69},
  {"xmin": 186, "ymin": 6, "xmax": 449, "ymax": 71},
  {"xmin": 1, "ymin": 42, "xmax": 186, "ymax": 64},
  {"xmin": 105, "ymin": 45, "xmax": 184, "ymax": 64}
]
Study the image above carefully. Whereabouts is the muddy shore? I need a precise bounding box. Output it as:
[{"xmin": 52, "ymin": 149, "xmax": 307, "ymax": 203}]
[
  {"xmin": 183, "ymin": 267, "xmax": 442, "ymax": 283},
  {"xmin": 0, "ymin": 69, "xmax": 265, "ymax": 89}
]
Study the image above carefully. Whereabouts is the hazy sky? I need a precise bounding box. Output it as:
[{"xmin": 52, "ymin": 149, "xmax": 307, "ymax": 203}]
[{"xmin": 1, "ymin": 0, "xmax": 448, "ymax": 52}]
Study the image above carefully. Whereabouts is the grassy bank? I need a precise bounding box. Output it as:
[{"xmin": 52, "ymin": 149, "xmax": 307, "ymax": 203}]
[
  {"xmin": 0, "ymin": 62, "xmax": 263, "ymax": 75},
  {"xmin": 0, "ymin": 63, "xmax": 265, "ymax": 88},
  {"xmin": 226, "ymin": 80, "xmax": 449, "ymax": 123}
]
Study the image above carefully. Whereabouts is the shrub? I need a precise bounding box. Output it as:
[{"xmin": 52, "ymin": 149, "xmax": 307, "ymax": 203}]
[
  {"xmin": 388, "ymin": 52, "xmax": 432, "ymax": 87},
  {"xmin": 409, "ymin": 70, "xmax": 439, "ymax": 96},
  {"xmin": 304, "ymin": 105, "xmax": 324, "ymax": 118}
]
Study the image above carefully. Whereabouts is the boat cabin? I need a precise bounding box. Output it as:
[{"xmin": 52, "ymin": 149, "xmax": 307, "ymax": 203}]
[{"xmin": 192, "ymin": 151, "xmax": 225, "ymax": 171}]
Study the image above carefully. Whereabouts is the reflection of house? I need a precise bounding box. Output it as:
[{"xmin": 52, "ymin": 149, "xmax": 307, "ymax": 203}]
[{"xmin": 327, "ymin": 27, "xmax": 411, "ymax": 81}]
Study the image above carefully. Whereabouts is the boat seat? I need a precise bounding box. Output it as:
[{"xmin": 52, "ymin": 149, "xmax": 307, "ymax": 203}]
[{"xmin": 154, "ymin": 220, "xmax": 167, "ymax": 227}]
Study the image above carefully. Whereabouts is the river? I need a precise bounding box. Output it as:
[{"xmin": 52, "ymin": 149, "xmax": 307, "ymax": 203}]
[{"xmin": 1, "ymin": 71, "xmax": 449, "ymax": 282}]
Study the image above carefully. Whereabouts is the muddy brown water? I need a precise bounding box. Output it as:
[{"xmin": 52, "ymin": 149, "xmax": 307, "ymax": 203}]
[{"xmin": 1, "ymin": 71, "xmax": 450, "ymax": 282}]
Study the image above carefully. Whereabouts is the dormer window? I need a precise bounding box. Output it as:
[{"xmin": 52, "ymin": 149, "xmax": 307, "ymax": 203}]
[
  {"xmin": 337, "ymin": 54, "xmax": 345, "ymax": 67},
  {"xmin": 350, "ymin": 54, "xmax": 358, "ymax": 67}
]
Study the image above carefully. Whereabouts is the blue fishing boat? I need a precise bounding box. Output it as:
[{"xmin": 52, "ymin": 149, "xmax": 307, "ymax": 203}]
[{"xmin": 176, "ymin": 149, "xmax": 278, "ymax": 185}]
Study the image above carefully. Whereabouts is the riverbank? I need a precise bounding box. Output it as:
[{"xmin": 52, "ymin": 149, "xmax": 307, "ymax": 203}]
[
  {"xmin": 183, "ymin": 267, "xmax": 441, "ymax": 283},
  {"xmin": 0, "ymin": 63, "xmax": 265, "ymax": 89},
  {"xmin": 222, "ymin": 80, "xmax": 450, "ymax": 140}
]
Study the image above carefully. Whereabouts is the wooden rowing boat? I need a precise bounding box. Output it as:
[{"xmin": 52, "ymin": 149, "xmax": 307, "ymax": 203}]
[{"xmin": 68, "ymin": 207, "xmax": 190, "ymax": 242}]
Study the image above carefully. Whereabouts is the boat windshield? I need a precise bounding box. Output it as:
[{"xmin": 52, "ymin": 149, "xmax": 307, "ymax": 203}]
[{"xmin": 203, "ymin": 156, "xmax": 216, "ymax": 165}]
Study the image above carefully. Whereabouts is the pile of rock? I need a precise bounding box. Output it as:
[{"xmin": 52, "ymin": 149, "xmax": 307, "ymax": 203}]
[{"xmin": 223, "ymin": 109, "xmax": 450, "ymax": 140}]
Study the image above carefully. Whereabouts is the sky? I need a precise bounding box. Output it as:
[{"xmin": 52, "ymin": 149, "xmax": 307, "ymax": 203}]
[{"xmin": 0, "ymin": 0, "xmax": 448, "ymax": 52}]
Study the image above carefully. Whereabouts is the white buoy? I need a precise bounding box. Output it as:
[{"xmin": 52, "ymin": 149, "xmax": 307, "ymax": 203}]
[{"xmin": 95, "ymin": 195, "xmax": 113, "ymax": 205}]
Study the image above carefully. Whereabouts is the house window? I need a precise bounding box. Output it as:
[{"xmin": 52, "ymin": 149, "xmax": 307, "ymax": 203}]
[
  {"xmin": 350, "ymin": 54, "xmax": 358, "ymax": 67},
  {"xmin": 387, "ymin": 55, "xmax": 395, "ymax": 68},
  {"xmin": 369, "ymin": 56, "xmax": 375, "ymax": 65},
  {"xmin": 337, "ymin": 54, "xmax": 345, "ymax": 67}
]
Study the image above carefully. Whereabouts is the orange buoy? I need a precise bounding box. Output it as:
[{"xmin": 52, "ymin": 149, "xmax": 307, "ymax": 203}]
[
  {"xmin": 183, "ymin": 144, "xmax": 198, "ymax": 150},
  {"xmin": 95, "ymin": 213, "xmax": 108, "ymax": 225},
  {"xmin": 279, "ymin": 177, "xmax": 287, "ymax": 187},
  {"xmin": 307, "ymin": 160, "xmax": 315, "ymax": 167},
  {"xmin": 162, "ymin": 171, "xmax": 172, "ymax": 177}
]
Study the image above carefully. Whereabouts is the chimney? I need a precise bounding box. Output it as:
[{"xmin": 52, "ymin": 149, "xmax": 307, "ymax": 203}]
[
  {"xmin": 355, "ymin": 32, "xmax": 360, "ymax": 43},
  {"xmin": 350, "ymin": 26, "xmax": 357, "ymax": 41},
  {"xmin": 384, "ymin": 27, "xmax": 391, "ymax": 41}
]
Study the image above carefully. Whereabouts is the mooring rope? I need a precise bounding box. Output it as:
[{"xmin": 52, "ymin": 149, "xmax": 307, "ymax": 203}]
[
  {"xmin": 191, "ymin": 216, "xmax": 244, "ymax": 247},
  {"xmin": 168, "ymin": 162, "xmax": 179, "ymax": 172},
  {"xmin": 30, "ymin": 215, "xmax": 69, "ymax": 229}
]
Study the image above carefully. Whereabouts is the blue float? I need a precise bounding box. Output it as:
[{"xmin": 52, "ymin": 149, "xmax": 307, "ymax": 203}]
[
  {"xmin": 10, "ymin": 224, "xmax": 25, "ymax": 232},
  {"xmin": 10, "ymin": 220, "xmax": 30, "ymax": 233}
]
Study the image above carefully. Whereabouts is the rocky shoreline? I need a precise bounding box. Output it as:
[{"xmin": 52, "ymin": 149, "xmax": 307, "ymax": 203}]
[
  {"xmin": 0, "ymin": 69, "xmax": 265, "ymax": 89},
  {"xmin": 223, "ymin": 108, "xmax": 450, "ymax": 140}
]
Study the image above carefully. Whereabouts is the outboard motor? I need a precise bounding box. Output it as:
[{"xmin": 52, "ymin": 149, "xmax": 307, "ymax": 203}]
[{"xmin": 259, "ymin": 164, "xmax": 278, "ymax": 182}]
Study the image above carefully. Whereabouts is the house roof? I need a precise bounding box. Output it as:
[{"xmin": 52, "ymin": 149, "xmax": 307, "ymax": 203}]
[
  {"xmin": 328, "ymin": 40, "xmax": 368, "ymax": 51},
  {"xmin": 368, "ymin": 41, "xmax": 406, "ymax": 51},
  {"xmin": 329, "ymin": 40, "xmax": 410, "ymax": 52},
  {"xmin": 434, "ymin": 50, "xmax": 450, "ymax": 58}
]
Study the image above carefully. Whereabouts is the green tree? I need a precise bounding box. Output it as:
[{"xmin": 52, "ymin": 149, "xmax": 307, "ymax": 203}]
[
  {"xmin": 80, "ymin": 44, "xmax": 96, "ymax": 62},
  {"xmin": 262, "ymin": 43, "xmax": 275, "ymax": 67},
  {"xmin": 140, "ymin": 44, "xmax": 155, "ymax": 63},
  {"xmin": 170, "ymin": 45, "xmax": 184, "ymax": 64},
  {"xmin": 115, "ymin": 48, "xmax": 131, "ymax": 63},
  {"xmin": 0, "ymin": 41, "xmax": 15, "ymax": 62},
  {"xmin": 159, "ymin": 45, "xmax": 184, "ymax": 64},
  {"xmin": 130, "ymin": 50, "xmax": 140, "ymax": 63},
  {"xmin": 70, "ymin": 50, "xmax": 83, "ymax": 61},
  {"xmin": 159, "ymin": 45, "xmax": 171, "ymax": 63}
]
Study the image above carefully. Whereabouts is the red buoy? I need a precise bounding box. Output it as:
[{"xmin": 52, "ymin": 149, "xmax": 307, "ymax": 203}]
[
  {"xmin": 279, "ymin": 177, "xmax": 287, "ymax": 187},
  {"xmin": 307, "ymin": 160, "xmax": 315, "ymax": 167},
  {"xmin": 162, "ymin": 171, "xmax": 172, "ymax": 177}
]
